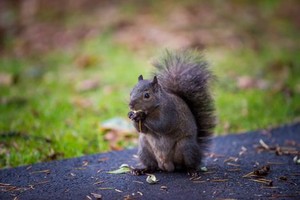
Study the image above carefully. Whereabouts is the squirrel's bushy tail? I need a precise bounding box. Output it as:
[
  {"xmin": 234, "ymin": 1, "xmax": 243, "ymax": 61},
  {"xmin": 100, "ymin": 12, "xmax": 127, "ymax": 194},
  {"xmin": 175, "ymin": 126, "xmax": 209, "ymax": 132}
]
[{"xmin": 153, "ymin": 50, "xmax": 216, "ymax": 142}]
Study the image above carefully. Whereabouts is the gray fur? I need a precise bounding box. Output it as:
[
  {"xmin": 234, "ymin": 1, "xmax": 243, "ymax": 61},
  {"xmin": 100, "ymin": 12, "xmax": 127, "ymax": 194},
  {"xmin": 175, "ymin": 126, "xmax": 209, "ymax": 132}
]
[{"xmin": 128, "ymin": 50, "xmax": 216, "ymax": 173}]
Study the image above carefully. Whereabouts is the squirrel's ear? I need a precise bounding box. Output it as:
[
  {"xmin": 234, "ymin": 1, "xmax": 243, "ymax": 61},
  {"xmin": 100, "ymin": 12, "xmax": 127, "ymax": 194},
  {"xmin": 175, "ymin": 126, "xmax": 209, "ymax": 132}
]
[
  {"xmin": 151, "ymin": 76, "xmax": 159, "ymax": 91},
  {"xmin": 138, "ymin": 75, "xmax": 143, "ymax": 81},
  {"xmin": 152, "ymin": 76, "xmax": 158, "ymax": 84}
]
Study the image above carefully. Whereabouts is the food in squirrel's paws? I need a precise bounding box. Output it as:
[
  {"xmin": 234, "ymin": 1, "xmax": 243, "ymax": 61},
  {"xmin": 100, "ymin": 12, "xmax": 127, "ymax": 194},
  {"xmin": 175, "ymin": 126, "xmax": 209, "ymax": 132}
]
[{"xmin": 132, "ymin": 110, "xmax": 143, "ymax": 114}]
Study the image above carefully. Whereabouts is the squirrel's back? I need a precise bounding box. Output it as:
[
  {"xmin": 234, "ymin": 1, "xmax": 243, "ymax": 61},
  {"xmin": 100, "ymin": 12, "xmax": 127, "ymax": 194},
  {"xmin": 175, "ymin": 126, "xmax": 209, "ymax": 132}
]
[{"xmin": 153, "ymin": 50, "xmax": 216, "ymax": 143}]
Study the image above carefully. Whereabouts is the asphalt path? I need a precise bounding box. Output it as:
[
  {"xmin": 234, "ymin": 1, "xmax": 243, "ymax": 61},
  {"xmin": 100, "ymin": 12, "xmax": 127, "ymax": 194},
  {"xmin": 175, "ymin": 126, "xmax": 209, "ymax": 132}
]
[{"xmin": 1, "ymin": 123, "xmax": 300, "ymax": 200}]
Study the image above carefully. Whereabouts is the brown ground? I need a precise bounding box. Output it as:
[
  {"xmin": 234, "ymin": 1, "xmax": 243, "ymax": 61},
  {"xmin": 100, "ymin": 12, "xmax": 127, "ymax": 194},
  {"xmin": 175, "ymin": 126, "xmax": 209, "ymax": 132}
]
[{"xmin": 1, "ymin": 0, "xmax": 299, "ymax": 57}]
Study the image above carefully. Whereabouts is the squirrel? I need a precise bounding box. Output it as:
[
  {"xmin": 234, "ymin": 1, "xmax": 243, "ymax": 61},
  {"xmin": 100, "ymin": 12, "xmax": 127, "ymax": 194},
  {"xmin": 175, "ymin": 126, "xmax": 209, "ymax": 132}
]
[{"xmin": 128, "ymin": 50, "xmax": 216, "ymax": 176}]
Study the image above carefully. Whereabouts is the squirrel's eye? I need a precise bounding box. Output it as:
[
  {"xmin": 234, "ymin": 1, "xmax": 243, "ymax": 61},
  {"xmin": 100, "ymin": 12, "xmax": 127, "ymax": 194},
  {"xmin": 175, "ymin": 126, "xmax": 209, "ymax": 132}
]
[{"xmin": 144, "ymin": 92, "xmax": 150, "ymax": 99}]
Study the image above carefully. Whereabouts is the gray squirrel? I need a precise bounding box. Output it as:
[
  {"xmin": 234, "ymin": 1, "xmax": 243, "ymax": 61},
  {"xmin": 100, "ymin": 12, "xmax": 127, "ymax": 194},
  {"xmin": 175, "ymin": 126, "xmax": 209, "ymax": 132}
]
[{"xmin": 128, "ymin": 50, "xmax": 216, "ymax": 176}]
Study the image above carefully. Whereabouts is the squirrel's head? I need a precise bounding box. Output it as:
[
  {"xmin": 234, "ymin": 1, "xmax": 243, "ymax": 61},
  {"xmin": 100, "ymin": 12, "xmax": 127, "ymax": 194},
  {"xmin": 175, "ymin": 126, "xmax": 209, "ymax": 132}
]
[{"xmin": 129, "ymin": 75, "xmax": 160, "ymax": 113}]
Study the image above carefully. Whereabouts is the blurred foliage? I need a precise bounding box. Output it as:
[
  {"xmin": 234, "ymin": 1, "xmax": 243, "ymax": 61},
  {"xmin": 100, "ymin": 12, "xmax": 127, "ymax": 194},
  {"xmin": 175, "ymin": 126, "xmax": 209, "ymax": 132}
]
[{"xmin": 0, "ymin": 0, "xmax": 299, "ymax": 168}]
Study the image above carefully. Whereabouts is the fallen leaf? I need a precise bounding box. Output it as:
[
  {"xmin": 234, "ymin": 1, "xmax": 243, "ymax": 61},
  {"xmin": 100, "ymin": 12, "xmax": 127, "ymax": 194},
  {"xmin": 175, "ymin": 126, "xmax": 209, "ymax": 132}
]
[
  {"xmin": 76, "ymin": 54, "xmax": 99, "ymax": 69},
  {"xmin": 70, "ymin": 173, "xmax": 76, "ymax": 177},
  {"xmin": 133, "ymin": 181, "xmax": 143, "ymax": 184},
  {"xmin": 253, "ymin": 165, "xmax": 270, "ymax": 176},
  {"xmin": 200, "ymin": 166, "xmax": 208, "ymax": 172},
  {"xmin": 86, "ymin": 195, "xmax": 92, "ymax": 200},
  {"xmin": 237, "ymin": 76, "xmax": 269, "ymax": 90},
  {"xmin": 137, "ymin": 191, "xmax": 143, "ymax": 196},
  {"xmin": 82, "ymin": 161, "xmax": 89, "ymax": 167},
  {"xmin": 107, "ymin": 164, "xmax": 131, "ymax": 174},
  {"xmin": 120, "ymin": 164, "xmax": 130, "ymax": 168},
  {"xmin": 243, "ymin": 165, "xmax": 271, "ymax": 178},
  {"xmin": 239, "ymin": 146, "xmax": 247, "ymax": 156},
  {"xmin": 71, "ymin": 97, "xmax": 93, "ymax": 108},
  {"xmin": 104, "ymin": 131, "xmax": 118, "ymax": 141},
  {"xmin": 237, "ymin": 76, "xmax": 256, "ymax": 89},
  {"xmin": 293, "ymin": 156, "xmax": 300, "ymax": 164},
  {"xmin": 98, "ymin": 187, "xmax": 114, "ymax": 190},
  {"xmin": 160, "ymin": 186, "xmax": 168, "ymax": 191},
  {"xmin": 91, "ymin": 192, "xmax": 102, "ymax": 199},
  {"xmin": 94, "ymin": 181, "xmax": 104, "ymax": 185},
  {"xmin": 259, "ymin": 139, "xmax": 270, "ymax": 150},
  {"xmin": 249, "ymin": 178, "xmax": 273, "ymax": 186},
  {"xmin": 30, "ymin": 169, "xmax": 50, "ymax": 174},
  {"xmin": 101, "ymin": 118, "xmax": 137, "ymax": 151},
  {"xmin": 100, "ymin": 117, "xmax": 135, "ymax": 133},
  {"xmin": 146, "ymin": 174, "xmax": 159, "ymax": 184},
  {"xmin": 0, "ymin": 73, "xmax": 13, "ymax": 86}
]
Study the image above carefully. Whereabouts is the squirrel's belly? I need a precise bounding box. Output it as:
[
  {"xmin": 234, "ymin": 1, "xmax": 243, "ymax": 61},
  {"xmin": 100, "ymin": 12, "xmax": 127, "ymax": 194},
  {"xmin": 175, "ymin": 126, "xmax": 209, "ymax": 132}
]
[{"xmin": 145, "ymin": 135, "xmax": 176, "ymax": 171}]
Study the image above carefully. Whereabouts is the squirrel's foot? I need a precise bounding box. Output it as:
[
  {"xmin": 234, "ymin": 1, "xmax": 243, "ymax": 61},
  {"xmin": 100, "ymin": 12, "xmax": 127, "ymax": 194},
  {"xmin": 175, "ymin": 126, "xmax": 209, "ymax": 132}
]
[
  {"xmin": 187, "ymin": 169, "xmax": 200, "ymax": 178},
  {"xmin": 131, "ymin": 168, "xmax": 155, "ymax": 176}
]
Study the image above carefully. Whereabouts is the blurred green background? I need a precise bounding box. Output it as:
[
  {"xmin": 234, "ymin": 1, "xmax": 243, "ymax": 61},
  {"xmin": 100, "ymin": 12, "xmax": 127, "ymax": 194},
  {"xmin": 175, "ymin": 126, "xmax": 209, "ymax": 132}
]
[{"xmin": 0, "ymin": 0, "xmax": 299, "ymax": 168}]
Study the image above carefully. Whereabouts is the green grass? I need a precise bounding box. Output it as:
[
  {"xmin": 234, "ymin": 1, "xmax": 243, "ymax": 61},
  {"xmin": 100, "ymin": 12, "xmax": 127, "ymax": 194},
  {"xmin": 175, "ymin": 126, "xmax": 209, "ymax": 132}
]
[
  {"xmin": 0, "ymin": 35, "xmax": 152, "ymax": 168},
  {"xmin": 1, "ymin": 0, "xmax": 300, "ymax": 168},
  {"xmin": 210, "ymin": 46, "xmax": 300, "ymax": 133},
  {"xmin": 1, "ymin": 37, "xmax": 299, "ymax": 168}
]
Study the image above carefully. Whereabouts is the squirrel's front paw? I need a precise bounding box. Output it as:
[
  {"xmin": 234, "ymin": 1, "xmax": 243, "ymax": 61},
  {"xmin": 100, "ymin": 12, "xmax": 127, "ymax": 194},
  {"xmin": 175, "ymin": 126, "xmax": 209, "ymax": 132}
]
[
  {"xmin": 128, "ymin": 111, "xmax": 146, "ymax": 122},
  {"xmin": 128, "ymin": 111, "xmax": 135, "ymax": 120},
  {"xmin": 187, "ymin": 169, "xmax": 200, "ymax": 178},
  {"xmin": 130, "ymin": 168, "xmax": 145, "ymax": 176}
]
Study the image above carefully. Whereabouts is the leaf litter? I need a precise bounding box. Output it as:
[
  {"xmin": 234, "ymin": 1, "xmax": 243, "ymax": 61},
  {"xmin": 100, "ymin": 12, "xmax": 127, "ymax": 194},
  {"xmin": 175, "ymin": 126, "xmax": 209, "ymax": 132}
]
[
  {"xmin": 100, "ymin": 118, "xmax": 137, "ymax": 150},
  {"xmin": 107, "ymin": 164, "xmax": 131, "ymax": 174},
  {"xmin": 160, "ymin": 186, "xmax": 168, "ymax": 191},
  {"xmin": 243, "ymin": 165, "xmax": 273, "ymax": 186},
  {"xmin": 256, "ymin": 139, "xmax": 299, "ymax": 155},
  {"xmin": 146, "ymin": 174, "xmax": 159, "ymax": 184},
  {"xmin": 29, "ymin": 169, "xmax": 50, "ymax": 175},
  {"xmin": 91, "ymin": 192, "xmax": 102, "ymax": 199}
]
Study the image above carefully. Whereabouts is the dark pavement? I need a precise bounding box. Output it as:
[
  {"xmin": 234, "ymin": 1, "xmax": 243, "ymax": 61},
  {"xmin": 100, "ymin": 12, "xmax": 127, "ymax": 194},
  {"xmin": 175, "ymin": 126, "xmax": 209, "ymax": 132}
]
[{"xmin": 1, "ymin": 123, "xmax": 300, "ymax": 200}]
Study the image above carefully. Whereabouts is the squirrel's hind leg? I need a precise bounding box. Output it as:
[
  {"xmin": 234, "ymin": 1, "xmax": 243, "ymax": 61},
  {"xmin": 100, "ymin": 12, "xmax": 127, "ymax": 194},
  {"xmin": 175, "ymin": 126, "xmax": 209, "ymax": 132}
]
[
  {"xmin": 175, "ymin": 137, "xmax": 201, "ymax": 177},
  {"xmin": 131, "ymin": 148, "xmax": 158, "ymax": 176}
]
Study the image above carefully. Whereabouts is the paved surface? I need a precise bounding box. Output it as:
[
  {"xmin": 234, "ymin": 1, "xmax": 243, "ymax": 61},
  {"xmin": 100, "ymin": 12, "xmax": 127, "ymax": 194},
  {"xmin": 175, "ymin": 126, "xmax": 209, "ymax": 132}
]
[{"xmin": 1, "ymin": 123, "xmax": 300, "ymax": 200}]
